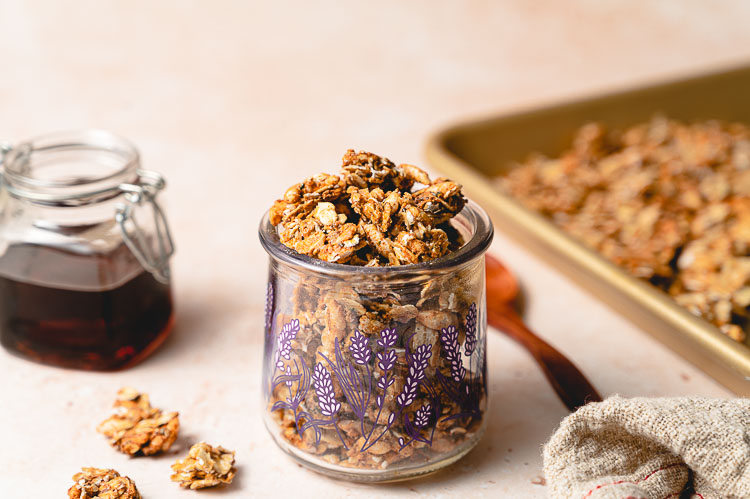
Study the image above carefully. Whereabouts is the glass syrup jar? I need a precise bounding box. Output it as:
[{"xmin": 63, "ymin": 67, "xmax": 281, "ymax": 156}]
[
  {"xmin": 0, "ymin": 130, "xmax": 175, "ymax": 370},
  {"xmin": 259, "ymin": 200, "xmax": 493, "ymax": 482}
]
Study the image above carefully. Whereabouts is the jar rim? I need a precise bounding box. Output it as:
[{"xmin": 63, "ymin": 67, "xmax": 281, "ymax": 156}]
[
  {"xmin": 258, "ymin": 199, "xmax": 494, "ymax": 277},
  {"xmin": 1, "ymin": 129, "xmax": 140, "ymax": 205}
]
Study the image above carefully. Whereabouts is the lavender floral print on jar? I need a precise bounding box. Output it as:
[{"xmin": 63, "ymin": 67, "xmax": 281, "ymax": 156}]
[{"xmin": 259, "ymin": 200, "xmax": 493, "ymax": 482}]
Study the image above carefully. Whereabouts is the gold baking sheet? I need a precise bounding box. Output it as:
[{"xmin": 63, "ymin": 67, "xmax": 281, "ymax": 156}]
[{"xmin": 426, "ymin": 64, "xmax": 750, "ymax": 395}]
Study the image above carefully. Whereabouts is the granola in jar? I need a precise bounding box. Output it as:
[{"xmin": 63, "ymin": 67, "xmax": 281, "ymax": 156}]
[
  {"xmin": 498, "ymin": 117, "xmax": 750, "ymax": 343},
  {"xmin": 259, "ymin": 151, "xmax": 493, "ymax": 481}
]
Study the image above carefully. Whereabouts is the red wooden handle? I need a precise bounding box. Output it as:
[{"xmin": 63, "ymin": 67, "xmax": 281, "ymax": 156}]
[{"xmin": 487, "ymin": 304, "xmax": 602, "ymax": 411}]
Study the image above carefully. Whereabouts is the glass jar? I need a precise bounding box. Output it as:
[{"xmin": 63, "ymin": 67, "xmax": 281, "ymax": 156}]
[
  {"xmin": 0, "ymin": 130, "xmax": 175, "ymax": 370},
  {"xmin": 259, "ymin": 201, "xmax": 493, "ymax": 481}
]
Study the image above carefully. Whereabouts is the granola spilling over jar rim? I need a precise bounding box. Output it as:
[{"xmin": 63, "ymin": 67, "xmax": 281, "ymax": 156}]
[
  {"xmin": 259, "ymin": 150, "xmax": 493, "ymax": 482},
  {"xmin": 269, "ymin": 149, "xmax": 466, "ymax": 266},
  {"xmin": 498, "ymin": 117, "xmax": 750, "ymax": 343}
]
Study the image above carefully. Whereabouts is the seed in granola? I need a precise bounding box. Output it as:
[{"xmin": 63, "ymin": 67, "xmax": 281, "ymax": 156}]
[
  {"xmin": 68, "ymin": 468, "xmax": 140, "ymax": 499},
  {"xmin": 97, "ymin": 387, "xmax": 179, "ymax": 456},
  {"xmin": 170, "ymin": 442, "xmax": 237, "ymax": 490}
]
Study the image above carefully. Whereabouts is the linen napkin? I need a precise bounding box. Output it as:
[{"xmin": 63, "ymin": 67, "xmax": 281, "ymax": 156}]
[{"xmin": 542, "ymin": 396, "xmax": 750, "ymax": 499}]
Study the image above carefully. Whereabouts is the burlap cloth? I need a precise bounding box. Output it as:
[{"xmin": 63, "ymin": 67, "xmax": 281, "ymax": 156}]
[{"xmin": 542, "ymin": 396, "xmax": 750, "ymax": 499}]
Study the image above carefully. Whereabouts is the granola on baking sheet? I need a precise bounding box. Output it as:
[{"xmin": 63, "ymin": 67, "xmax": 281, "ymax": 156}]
[
  {"xmin": 67, "ymin": 468, "xmax": 140, "ymax": 499},
  {"xmin": 263, "ymin": 152, "xmax": 486, "ymax": 470},
  {"xmin": 171, "ymin": 442, "xmax": 237, "ymax": 489},
  {"xmin": 498, "ymin": 116, "xmax": 750, "ymax": 342},
  {"xmin": 96, "ymin": 387, "xmax": 180, "ymax": 456}
]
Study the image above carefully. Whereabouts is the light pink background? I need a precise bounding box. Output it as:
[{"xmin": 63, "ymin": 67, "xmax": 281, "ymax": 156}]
[{"xmin": 2, "ymin": 1, "xmax": 750, "ymax": 497}]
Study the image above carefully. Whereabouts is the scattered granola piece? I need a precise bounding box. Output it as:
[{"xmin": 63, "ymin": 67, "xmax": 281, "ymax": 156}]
[
  {"xmin": 171, "ymin": 442, "xmax": 237, "ymax": 490},
  {"xmin": 269, "ymin": 150, "xmax": 466, "ymax": 266},
  {"xmin": 67, "ymin": 468, "xmax": 140, "ymax": 499},
  {"xmin": 97, "ymin": 387, "xmax": 179, "ymax": 456}
]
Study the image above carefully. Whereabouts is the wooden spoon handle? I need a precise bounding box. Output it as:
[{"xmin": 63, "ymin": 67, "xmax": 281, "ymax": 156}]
[{"xmin": 487, "ymin": 305, "xmax": 602, "ymax": 411}]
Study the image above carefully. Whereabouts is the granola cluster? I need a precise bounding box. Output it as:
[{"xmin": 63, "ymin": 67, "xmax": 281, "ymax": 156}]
[
  {"xmin": 67, "ymin": 468, "xmax": 140, "ymax": 499},
  {"xmin": 269, "ymin": 150, "xmax": 466, "ymax": 265},
  {"xmin": 96, "ymin": 387, "xmax": 180, "ymax": 456},
  {"xmin": 171, "ymin": 442, "xmax": 237, "ymax": 489},
  {"xmin": 499, "ymin": 116, "xmax": 750, "ymax": 342},
  {"xmin": 68, "ymin": 389, "xmax": 236, "ymax": 494}
]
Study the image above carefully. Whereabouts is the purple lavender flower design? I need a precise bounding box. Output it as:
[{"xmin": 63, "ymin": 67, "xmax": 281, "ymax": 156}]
[
  {"xmin": 464, "ymin": 303, "xmax": 477, "ymax": 356},
  {"xmin": 269, "ymin": 318, "xmax": 311, "ymax": 437},
  {"xmin": 311, "ymin": 362, "xmax": 341, "ymax": 417},
  {"xmin": 284, "ymin": 365, "xmax": 293, "ymax": 387},
  {"xmin": 396, "ymin": 344, "xmax": 432, "ymax": 407},
  {"xmin": 399, "ymin": 398, "xmax": 438, "ymax": 451},
  {"xmin": 267, "ymin": 310, "xmax": 484, "ymax": 456},
  {"xmin": 275, "ymin": 318, "xmax": 300, "ymax": 371},
  {"xmin": 440, "ymin": 326, "xmax": 466, "ymax": 382},
  {"xmin": 299, "ymin": 360, "xmax": 348, "ymax": 450},
  {"xmin": 375, "ymin": 328, "xmax": 398, "ymax": 407},
  {"xmin": 348, "ymin": 330, "xmax": 372, "ymax": 366},
  {"xmin": 376, "ymin": 349, "xmax": 397, "ymax": 374},
  {"xmin": 264, "ymin": 282, "xmax": 274, "ymax": 332},
  {"xmin": 270, "ymin": 356, "xmax": 312, "ymax": 437},
  {"xmin": 410, "ymin": 344, "xmax": 432, "ymax": 382},
  {"xmin": 319, "ymin": 338, "xmax": 370, "ymax": 421},
  {"xmin": 436, "ymin": 309, "xmax": 483, "ymax": 422},
  {"xmin": 414, "ymin": 403, "xmax": 432, "ymax": 428},
  {"xmin": 262, "ymin": 281, "xmax": 276, "ymax": 400},
  {"xmin": 377, "ymin": 327, "xmax": 398, "ymax": 350},
  {"xmin": 375, "ymin": 350, "xmax": 396, "ymax": 399},
  {"xmin": 360, "ymin": 328, "xmax": 401, "ymax": 451}
]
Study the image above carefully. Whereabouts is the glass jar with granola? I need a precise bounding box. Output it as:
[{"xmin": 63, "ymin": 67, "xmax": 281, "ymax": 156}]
[{"xmin": 259, "ymin": 151, "xmax": 493, "ymax": 481}]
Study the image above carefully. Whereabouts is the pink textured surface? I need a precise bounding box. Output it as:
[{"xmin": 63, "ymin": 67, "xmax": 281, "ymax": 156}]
[{"xmin": 1, "ymin": 1, "xmax": 749, "ymax": 497}]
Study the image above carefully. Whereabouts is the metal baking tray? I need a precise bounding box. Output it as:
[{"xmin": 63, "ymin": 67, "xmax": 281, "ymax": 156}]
[{"xmin": 426, "ymin": 64, "xmax": 750, "ymax": 395}]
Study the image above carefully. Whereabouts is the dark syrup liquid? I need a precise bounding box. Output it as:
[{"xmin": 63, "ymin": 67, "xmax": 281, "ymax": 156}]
[{"xmin": 0, "ymin": 242, "xmax": 173, "ymax": 370}]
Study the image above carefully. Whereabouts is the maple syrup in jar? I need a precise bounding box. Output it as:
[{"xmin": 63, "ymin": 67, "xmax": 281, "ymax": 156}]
[{"xmin": 0, "ymin": 130, "xmax": 175, "ymax": 370}]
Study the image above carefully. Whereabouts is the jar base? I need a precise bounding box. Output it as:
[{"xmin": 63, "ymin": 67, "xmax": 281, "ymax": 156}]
[
  {"xmin": 264, "ymin": 418, "xmax": 486, "ymax": 483},
  {"xmin": 1, "ymin": 314, "xmax": 174, "ymax": 371}
]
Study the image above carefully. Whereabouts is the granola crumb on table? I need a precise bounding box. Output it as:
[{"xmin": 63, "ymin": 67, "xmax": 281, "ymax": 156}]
[
  {"xmin": 67, "ymin": 468, "xmax": 140, "ymax": 499},
  {"xmin": 171, "ymin": 442, "xmax": 237, "ymax": 489},
  {"xmin": 498, "ymin": 116, "xmax": 750, "ymax": 342},
  {"xmin": 96, "ymin": 387, "xmax": 180, "ymax": 456}
]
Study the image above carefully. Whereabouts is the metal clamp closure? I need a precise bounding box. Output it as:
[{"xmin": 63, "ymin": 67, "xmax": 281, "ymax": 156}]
[
  {"xmin": 115, "ymin": 169, "xmax": 174, "ymax": 284},
  {"xmin": 0, "ymin": 142, "xmax": 11, "ymax": 173}
]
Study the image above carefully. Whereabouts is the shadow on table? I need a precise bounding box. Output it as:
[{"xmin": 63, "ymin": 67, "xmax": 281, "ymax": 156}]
[{"xmin": 138, "ymin": 287, "xmax": 252, "ymax": 366}]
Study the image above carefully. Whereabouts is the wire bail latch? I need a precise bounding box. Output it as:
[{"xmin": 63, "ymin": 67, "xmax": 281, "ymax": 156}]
[{"xmin": 115, "ymin": 170, "xmax": 174, "ymax": 284}]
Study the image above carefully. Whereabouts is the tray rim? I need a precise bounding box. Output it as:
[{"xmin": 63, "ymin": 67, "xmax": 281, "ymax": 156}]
[
  {"xmin": 425, "ymin": 63, "xmax": 750, "ymax": 393},
  {"xmin": 428, "ymin": 59, "xmax": 750, "ymax": 145}
]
